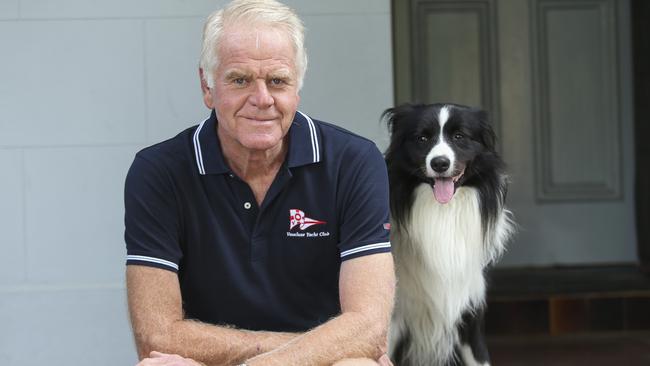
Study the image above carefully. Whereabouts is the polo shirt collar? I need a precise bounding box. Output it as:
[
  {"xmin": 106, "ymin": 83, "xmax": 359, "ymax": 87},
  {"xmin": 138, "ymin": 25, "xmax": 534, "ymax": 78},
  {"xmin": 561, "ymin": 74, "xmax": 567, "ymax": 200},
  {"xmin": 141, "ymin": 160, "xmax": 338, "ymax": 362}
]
[
  {"xmin": 287, "ymin": 111, "xmax": 322, "ymax": 168},
  {"xmin": 192, "ymin": 110, "xmax": 322, "ymax": 175}
]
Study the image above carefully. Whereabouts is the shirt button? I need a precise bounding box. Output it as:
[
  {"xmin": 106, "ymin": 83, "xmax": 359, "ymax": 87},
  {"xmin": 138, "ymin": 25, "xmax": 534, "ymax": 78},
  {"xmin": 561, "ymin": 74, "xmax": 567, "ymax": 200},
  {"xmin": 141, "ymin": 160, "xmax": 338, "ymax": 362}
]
[{"xmin": 244, "ymin": 202, "xmax": 252, "ymax": 210}]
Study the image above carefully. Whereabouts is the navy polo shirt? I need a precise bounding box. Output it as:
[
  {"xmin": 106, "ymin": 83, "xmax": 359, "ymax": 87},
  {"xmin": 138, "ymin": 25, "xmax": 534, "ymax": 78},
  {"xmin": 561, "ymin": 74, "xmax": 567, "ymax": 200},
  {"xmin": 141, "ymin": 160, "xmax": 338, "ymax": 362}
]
[{"xmin": 124, "ymin": 110, "xmax": 390, "ymax": 332}]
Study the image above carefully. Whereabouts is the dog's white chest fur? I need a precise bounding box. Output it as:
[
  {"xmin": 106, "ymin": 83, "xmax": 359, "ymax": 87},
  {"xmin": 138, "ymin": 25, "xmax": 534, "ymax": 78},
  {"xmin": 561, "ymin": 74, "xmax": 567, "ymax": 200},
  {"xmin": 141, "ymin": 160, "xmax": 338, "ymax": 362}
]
[{"xmin": 390, "ymin": 184, "xmax": 488, "ymax": 365}]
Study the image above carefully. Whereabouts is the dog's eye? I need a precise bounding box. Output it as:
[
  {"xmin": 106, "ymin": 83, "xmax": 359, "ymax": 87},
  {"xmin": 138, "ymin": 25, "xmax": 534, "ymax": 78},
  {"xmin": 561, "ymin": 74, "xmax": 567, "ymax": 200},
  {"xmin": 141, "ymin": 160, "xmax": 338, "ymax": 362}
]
[
  {"xmin": 453, "ymin": 133, "xmax": 465, "ymax": 140},
  {"xmin": 417, "ymin": 135, "xmax": 429, "ymax": 143}
]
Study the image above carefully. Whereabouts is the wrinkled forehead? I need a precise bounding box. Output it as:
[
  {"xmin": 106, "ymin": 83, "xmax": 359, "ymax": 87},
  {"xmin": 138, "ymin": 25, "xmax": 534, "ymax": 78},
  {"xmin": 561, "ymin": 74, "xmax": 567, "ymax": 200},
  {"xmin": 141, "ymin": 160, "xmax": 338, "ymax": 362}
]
[
  {"xmin": 219, "ymin": 24, "xmax": 293, "ymax": 55},
  {"xmin": 224, "ymin": 23, "xmax": 284, "ymax": 44},
  {"xmin": 216, "ymin": 26, "xmax": 295, "ymax": 75}
]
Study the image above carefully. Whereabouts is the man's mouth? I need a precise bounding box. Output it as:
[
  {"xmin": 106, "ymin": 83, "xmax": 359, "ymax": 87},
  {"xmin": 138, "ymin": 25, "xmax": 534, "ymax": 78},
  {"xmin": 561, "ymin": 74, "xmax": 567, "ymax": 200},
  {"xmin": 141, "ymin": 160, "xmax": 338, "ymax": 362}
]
[
  {"xmin": 430, "ymin": 169, "xmax": 465, "ymax": 204},
  {"xmin": 242, "ymin": 117, "xmax": 277, "ymax": 123}
]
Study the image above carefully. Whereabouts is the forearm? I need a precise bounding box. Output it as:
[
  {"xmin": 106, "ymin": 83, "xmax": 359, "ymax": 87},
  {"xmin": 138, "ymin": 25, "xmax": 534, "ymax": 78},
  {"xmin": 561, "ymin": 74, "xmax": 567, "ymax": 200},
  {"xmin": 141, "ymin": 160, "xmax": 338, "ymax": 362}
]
[
  {"xmin": 135, "ymin": 318, "xmax": 296, "ymax": 366},
  {"xmin": 128, "ymin": 266, "xmax": 296, "ymax": 366},
  {"xmin": 245, "ymin": 254, "xmax": 396, "ymax": 365},
  {"xmin": 246, "ymin": 308, "xmax": 388, "ymax": 365}
]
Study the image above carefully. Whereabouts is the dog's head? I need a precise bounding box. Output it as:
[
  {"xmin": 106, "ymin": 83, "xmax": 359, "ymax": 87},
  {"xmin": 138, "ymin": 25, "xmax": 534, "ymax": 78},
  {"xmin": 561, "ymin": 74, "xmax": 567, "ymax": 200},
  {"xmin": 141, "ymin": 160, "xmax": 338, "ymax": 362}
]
[{"xmin": 384, "ymin": 103, "xmax": 499, "ymax": 204}]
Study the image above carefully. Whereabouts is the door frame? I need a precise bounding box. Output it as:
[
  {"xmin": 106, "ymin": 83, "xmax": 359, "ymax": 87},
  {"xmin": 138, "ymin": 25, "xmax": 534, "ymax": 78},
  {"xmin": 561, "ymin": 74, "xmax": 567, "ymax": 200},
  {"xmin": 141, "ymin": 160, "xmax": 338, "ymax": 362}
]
[{"xmin": 632, "ymin": 0, "xmax": 650, "ymax": 272}]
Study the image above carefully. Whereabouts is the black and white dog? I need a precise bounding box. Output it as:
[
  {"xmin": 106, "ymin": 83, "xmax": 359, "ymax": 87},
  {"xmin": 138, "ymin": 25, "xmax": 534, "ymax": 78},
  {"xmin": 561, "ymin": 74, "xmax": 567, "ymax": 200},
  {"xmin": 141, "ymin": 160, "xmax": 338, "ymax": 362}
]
[{"xmin": 385, "ymin": 103, "xmax": 514, "ymax": 366}]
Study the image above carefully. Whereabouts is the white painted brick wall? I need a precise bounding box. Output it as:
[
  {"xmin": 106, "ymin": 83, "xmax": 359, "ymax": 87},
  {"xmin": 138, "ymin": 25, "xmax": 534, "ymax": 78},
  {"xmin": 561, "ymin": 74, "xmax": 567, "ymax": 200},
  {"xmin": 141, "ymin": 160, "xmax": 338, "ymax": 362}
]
[{"xmin": 0, "ymin": 1, "xmax": 393, "ymax": 365}]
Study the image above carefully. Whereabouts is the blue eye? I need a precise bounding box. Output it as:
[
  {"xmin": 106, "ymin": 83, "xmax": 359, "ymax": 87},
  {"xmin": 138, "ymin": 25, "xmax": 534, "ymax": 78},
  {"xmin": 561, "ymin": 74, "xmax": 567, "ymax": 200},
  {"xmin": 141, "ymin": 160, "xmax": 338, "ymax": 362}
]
[{"xmin": 270, "ymin": 78, "xmax": 285, "ymax": 86}]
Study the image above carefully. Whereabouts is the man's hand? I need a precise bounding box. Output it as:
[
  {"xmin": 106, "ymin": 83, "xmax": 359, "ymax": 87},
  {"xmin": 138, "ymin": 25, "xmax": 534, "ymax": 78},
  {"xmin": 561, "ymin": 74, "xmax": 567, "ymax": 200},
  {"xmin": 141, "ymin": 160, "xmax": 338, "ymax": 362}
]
[
  {"xmin": 332, "ymin": 354, "xmax": 394, "ymax": 366},
  {"xmin": 136, "ymin": 351, "xmax": 206, "ymax": 366},
  {"xmin": 137, "ymin": 352, "xmax": 394, "ymax": 366}
]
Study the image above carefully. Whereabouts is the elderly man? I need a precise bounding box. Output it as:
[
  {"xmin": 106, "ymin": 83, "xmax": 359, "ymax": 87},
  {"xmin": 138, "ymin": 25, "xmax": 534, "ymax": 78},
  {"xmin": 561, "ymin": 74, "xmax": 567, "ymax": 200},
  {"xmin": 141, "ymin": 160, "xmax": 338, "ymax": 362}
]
[{"xmin": 124, "ymin": 0, "xmax": 394, "ymax": 365}]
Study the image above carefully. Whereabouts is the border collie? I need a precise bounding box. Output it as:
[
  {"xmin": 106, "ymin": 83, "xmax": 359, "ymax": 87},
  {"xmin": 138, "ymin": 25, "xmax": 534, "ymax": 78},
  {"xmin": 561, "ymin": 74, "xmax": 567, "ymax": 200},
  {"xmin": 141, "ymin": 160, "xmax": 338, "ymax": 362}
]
[{"xmin": 385, "ymin": 103, "xmax": 514, "ymax": 366}]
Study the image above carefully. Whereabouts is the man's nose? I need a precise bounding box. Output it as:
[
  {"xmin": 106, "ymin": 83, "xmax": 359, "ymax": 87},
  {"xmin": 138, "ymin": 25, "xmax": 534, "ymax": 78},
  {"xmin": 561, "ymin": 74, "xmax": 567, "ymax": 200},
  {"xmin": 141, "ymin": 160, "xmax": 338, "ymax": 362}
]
[{"xmin": 249, "ymin": 79, "xmax": 274, "ymax": 108}]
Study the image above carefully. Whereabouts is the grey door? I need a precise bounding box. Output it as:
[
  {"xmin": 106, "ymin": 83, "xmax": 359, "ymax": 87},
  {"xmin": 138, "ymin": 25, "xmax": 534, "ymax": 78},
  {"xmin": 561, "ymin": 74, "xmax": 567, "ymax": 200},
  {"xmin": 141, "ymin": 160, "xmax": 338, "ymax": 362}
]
[{"xmin": 393, "ymin": 0, "xmax": 637, "ymax": 266}]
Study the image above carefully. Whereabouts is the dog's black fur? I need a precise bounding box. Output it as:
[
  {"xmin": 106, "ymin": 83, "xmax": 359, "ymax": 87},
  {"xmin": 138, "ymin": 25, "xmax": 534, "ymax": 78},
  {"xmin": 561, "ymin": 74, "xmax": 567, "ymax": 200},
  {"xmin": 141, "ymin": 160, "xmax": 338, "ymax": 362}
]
[{"xmin": 385, "ymin": 103, "xmax": 514, "ymax": 366}]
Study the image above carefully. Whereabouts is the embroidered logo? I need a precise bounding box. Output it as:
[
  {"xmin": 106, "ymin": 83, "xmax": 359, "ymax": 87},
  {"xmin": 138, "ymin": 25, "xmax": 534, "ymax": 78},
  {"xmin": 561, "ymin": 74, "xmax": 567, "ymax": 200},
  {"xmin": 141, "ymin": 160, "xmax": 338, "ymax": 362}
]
[{"xmin": 289, "ymin": 209, "xmax": 326, "ymax": 230}]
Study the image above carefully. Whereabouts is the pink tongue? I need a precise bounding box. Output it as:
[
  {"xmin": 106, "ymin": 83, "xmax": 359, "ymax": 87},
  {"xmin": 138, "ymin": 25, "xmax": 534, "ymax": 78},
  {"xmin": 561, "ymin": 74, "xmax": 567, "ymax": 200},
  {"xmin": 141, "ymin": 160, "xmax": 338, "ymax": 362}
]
[{"xmin": 433, "ymin": 178, "xmax": 455, "ymax": 204}]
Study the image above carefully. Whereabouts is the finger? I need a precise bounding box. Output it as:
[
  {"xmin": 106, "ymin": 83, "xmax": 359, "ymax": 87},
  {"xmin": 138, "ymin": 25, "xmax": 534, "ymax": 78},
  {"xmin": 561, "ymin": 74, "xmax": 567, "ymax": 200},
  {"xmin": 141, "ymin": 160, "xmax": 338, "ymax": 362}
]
[
  {"xmin": 378, "ymin": 354, "xmax": 394, "ymax": 366},
  {"xmin": 138, "ymin": 355, "xmax": 175, "ymax": 365},
  {"xmin": 332, "ymin": 358, "xmax": 379, "ymax": 366},
  {"xmin": 138, "ymin": 358, "xmax": 182, "ymax": 366},
  {"xmin": 150, "ymin": 351, "xmax": 171, "ymax": 358},
  {"xmin": 136, "ymin": 358, "xmax": 163, "ymax": 366},
  {"xmin": 141, "ymin": 352, "xmax": 202, "ymax": 366}
]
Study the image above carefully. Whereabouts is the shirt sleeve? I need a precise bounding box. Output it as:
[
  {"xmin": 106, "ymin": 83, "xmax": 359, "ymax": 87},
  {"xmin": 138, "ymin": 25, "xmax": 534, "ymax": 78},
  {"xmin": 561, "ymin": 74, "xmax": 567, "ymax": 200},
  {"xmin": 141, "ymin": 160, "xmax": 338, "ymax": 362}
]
[
  {"xmin": 124, "ymin": 153, "xmax": 182, "ymax": 272},
  {"xmin": 337, "ymin": 142, "xmax": 391, "ymax": 261}
]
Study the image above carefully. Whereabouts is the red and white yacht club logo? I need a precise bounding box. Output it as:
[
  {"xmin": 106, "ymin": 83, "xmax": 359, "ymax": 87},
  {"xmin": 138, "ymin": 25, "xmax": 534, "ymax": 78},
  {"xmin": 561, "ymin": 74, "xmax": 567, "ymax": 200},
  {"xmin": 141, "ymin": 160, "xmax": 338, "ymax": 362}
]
[{"xmin": 289, "ymin": 209, "xmax": 327, "ymax": 231}]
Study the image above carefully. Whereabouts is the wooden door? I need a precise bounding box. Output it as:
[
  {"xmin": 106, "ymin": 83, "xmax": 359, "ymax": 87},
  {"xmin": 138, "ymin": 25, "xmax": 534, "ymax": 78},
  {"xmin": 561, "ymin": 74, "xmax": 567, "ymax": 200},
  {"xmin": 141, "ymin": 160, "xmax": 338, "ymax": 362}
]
[{"xmin": 393, "ymin": 0, "xmax": 637, "ymax": 267}]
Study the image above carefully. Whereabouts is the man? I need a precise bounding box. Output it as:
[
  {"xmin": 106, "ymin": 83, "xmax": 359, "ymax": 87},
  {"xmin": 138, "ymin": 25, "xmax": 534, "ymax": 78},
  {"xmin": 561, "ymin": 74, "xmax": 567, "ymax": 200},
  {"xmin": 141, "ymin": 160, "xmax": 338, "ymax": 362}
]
[{"xmin": 124, "ymin": 1, "xmax": 395, "ymax": 365}]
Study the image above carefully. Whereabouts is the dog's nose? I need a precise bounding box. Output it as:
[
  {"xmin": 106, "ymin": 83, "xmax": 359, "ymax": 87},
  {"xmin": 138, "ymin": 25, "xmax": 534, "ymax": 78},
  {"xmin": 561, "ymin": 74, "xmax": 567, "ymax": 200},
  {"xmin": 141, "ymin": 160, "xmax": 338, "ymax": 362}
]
[{"xmin": 431, "ymin": 157, "xmax": 450, "ymax": 173}]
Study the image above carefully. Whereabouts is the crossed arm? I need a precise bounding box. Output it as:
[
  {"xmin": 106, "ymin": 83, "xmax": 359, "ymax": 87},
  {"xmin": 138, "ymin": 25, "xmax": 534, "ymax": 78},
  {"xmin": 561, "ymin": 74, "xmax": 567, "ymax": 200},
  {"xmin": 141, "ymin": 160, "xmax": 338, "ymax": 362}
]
[{"xmin": 127, "ymin": 252, "xmax": 395, "ymax": 366}]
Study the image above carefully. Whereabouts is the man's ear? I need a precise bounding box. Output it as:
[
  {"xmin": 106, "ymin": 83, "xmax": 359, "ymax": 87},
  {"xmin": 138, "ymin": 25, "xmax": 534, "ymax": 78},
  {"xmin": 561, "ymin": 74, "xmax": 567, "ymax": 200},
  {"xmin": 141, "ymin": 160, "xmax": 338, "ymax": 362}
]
[{"xmin": 199, "ymin": 68, "xmax": 214, "ymax": 109}]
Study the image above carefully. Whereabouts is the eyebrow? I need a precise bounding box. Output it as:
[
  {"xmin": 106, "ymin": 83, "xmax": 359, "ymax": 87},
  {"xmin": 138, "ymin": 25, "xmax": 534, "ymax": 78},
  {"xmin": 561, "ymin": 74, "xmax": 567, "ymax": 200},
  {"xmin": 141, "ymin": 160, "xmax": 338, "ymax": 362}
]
[
  {"xmin": 222, "ymin": 68, "xmax": 295, "ymax": 83},
  {"xmin": 270, "ymin": 70, "xmax": 293, "ymax": 78},
  {"xmin": 267, "ymin": 70, "xmax": 296, "ymax": 84},
  {"xmin": 224, "ymin": 69, "xmax": 251, "ymax": 80}
]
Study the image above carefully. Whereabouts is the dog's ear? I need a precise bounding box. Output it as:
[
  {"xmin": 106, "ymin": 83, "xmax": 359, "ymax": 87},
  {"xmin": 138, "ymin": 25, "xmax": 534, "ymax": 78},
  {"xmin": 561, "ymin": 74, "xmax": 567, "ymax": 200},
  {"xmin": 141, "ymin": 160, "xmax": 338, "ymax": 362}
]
[
  {"xmin": 382, "ymin": 106, "xmax": 403, "ymax": 136},
  {"xmin": 382, "ymin": 103, "xmax": 416, "ymax": 135},
  {"xmin": 381, "ymin": 107, "xmax": 398, "ymax": 135},
  {"xmin": 476, "ymin": 109, "xmax": 497, "ymax": 151}
]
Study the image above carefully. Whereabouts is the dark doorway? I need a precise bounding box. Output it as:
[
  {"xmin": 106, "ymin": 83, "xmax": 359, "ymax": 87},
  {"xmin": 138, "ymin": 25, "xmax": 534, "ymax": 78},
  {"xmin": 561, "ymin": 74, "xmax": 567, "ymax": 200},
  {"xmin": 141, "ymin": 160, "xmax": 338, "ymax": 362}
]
[{"xmin": 632, "ymin": 0, "xmax": 650, "ymax": 273}]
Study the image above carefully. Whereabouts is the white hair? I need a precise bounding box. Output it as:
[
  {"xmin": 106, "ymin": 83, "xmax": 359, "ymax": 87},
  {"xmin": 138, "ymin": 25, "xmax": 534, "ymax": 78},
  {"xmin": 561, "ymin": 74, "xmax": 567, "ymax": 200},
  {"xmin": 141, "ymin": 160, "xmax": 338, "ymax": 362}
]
[{"xmin": 200, "ymin": 0, "xmax": 308, "ymax": 90}]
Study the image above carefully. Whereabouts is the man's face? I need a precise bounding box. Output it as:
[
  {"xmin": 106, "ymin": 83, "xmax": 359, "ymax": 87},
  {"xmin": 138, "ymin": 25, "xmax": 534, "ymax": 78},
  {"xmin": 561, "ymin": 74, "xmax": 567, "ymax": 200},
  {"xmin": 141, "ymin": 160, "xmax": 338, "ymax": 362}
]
[{"xmin": 201, "ymin": 25, "xmax": 300, "ymax": 153}]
